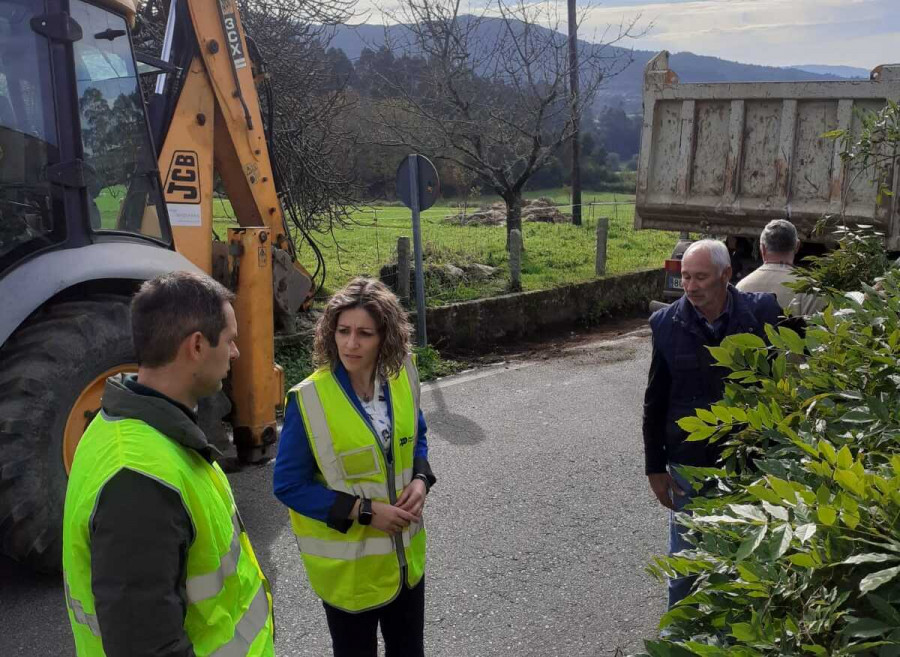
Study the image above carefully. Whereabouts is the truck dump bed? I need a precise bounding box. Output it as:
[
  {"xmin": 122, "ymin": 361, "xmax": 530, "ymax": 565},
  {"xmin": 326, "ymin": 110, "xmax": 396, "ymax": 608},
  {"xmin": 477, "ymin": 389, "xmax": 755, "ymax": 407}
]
[{"xmin": 634, "ymin": 52, "xmax": 900, "ymax": 249}]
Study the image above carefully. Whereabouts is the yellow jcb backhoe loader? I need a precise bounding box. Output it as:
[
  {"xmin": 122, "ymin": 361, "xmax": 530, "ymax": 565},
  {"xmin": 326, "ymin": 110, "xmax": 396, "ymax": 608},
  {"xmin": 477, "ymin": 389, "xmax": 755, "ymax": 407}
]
[{"xmin": 0, "ymin": 0, "xmax": 315, "ymax": 570}]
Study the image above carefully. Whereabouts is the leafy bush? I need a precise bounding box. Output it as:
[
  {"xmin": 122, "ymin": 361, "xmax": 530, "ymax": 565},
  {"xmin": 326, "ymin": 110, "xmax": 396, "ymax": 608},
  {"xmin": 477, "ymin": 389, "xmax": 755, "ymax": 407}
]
[{"xmin": 639, "ymin": 260, "xmax": 900, "ymax": 655}]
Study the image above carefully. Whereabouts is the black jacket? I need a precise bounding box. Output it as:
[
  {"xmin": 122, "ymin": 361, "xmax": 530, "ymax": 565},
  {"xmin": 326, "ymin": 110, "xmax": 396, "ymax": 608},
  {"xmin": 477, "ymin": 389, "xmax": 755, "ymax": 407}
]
[
  {"xmin": 89, "ymin": 376, "xmax": 219, "ymax": 657},
  {"xmin": 642, "ymin": 287, "xmax": 782, "ymax": 474}
]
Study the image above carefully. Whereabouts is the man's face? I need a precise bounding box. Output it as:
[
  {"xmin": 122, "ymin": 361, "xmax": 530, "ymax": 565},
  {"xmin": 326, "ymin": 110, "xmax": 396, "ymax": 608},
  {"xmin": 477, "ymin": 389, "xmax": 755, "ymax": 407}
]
[
  {"xmin": 194, "ymin": 302, "xmax": 240, "ymax": 398},
  {"xmin": 681, "ymin": 248, "xmax": 731, "ymax": 316}
]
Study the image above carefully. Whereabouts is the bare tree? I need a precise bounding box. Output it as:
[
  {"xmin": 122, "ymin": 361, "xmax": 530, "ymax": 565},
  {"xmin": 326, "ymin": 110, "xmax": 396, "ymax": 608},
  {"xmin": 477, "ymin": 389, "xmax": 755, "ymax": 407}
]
[
  {"xmin": 136, "ymin": 0, "xmax": 361, "ymax": 287},
  {"xmin": 372, "ymin": 0, "xmax": 641, "ymax": 244}
]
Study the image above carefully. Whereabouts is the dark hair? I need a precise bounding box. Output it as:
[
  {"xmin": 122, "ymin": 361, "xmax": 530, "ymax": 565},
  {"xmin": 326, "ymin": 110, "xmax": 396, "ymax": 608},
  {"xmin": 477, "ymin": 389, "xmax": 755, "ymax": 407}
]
[
  {"xmin": 314, "ymin": 277, "xmax": 411, "ymax": 378},
  {"xmin": 760, "ymin": 219, "xmax": 798, "ymax": 254},
  {"xmin": 131, "ymin": 271, "xmax": 235, "ymax": 367}
]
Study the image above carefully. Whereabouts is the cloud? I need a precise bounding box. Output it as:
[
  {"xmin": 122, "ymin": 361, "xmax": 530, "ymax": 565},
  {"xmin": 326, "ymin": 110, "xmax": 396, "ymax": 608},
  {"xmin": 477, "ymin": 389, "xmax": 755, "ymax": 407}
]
[
  {"xmin": 351, "ymin": 0, "xmax": 894, "ymax": 69},
  {"xmin": 579, "ymin": 0, "xmax": 896, "ymax": 68}
]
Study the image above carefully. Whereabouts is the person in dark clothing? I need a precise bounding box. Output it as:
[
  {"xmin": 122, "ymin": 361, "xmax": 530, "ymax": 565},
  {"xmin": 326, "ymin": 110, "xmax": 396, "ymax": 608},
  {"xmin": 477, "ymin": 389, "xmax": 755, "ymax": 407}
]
[
  {"xmin": 643, "ymin": 239, "xmax": 781, "ymax": 609},
  {"xmin": 62, "ymin": 271, "xmax": 275, "ymax": 657}
]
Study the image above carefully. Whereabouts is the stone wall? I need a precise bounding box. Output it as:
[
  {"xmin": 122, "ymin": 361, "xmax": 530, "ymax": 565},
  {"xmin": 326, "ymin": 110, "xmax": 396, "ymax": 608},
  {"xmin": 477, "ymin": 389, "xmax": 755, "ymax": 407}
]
[{"xmin": 414, "ymin": 269, "xmax": 663, "ymax": 350}]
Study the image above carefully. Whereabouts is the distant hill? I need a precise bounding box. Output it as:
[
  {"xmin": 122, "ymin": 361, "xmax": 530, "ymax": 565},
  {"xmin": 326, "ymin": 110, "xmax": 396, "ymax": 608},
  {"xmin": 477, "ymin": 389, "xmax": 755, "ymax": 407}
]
[
  {"xmin": 792, "ymin": 65, "xmax": 870, "ymax": 79},
  {"xmin": 329, "ymin": 19, "xmax": 858, "ymax": 112}
]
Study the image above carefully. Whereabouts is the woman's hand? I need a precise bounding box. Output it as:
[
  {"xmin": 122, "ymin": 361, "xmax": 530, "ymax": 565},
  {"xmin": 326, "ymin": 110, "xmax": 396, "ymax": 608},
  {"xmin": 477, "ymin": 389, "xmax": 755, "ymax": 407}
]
[
  {"xmin": 394, "ymin": 479, "xmax": 427, "ymax": 518},
  {"xmin": 371, "ymin": 502, "xmax": 418, "ymax": 535}
]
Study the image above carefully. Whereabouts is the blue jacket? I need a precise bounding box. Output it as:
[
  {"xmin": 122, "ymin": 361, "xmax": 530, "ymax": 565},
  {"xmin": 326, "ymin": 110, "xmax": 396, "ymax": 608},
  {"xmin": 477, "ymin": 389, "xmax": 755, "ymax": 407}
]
[
  {"xmin": 273, "ymin": 361, "xmax": 432, "ymax": 531},
  {"xmin": 642, "ymin": 286, "xmax": 781, "ymax": 472}
]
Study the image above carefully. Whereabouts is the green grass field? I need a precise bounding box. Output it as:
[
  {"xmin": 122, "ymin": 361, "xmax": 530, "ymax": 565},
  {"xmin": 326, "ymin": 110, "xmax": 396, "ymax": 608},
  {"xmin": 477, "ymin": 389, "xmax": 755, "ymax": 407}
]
[
  {"xmin": 214, "ymin": 188, "xmax": 674, "ymax": 306},
  {"xmin": 93, "ymin": 186, "xmax": 675, "ymax": 306}
]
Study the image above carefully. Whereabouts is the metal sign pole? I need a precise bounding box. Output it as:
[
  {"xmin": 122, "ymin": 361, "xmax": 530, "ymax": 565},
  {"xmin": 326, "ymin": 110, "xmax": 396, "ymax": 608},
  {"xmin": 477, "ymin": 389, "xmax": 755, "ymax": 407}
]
[{"xmin": 408, "ymin": 155, "xmax": 427, "ymax": 347}]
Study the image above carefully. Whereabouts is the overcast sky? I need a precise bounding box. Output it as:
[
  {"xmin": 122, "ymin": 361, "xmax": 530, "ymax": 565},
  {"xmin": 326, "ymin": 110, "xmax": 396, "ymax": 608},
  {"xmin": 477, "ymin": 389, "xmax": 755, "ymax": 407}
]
[
  {"xmin": 577, "ymin": 0, "xmax": 894, "ymax": 69},
  {"xmin": 360, "ymin": 0, "xmax": 895, "ymax": 71}
]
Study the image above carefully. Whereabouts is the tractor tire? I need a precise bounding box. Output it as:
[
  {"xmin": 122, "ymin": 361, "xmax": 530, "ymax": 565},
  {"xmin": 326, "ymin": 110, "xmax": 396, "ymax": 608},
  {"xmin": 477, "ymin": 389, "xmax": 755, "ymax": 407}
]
[{"xmin": 0, "ymin": 295, "xmax": 134, "ymax": 572}]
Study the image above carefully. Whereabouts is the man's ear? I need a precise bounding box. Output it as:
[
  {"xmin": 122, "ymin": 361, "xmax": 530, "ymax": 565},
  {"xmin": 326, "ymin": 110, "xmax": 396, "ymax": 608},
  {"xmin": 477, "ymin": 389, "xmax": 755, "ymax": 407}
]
[
  {"xmin": 184, "ymin": 331, "xmax": 205, "ymax": 362},
  {"xmin": 723, "ymin": 265, "xmax": 733, "ymax": 282}
]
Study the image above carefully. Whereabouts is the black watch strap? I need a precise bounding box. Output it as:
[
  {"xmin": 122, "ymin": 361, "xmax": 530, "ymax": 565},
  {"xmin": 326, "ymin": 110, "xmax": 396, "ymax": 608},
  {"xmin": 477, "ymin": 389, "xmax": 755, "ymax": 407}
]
[{"xmin": 358, "ymin": 498, "xmax": 373, "ymax": 526}]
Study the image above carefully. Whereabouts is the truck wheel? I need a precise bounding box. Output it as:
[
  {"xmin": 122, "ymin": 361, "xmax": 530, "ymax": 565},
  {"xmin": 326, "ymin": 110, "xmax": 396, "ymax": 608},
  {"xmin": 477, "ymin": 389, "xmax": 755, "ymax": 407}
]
[{"xmin": 0, "ymin": 296, "xmax": 135, "ymax": 572}]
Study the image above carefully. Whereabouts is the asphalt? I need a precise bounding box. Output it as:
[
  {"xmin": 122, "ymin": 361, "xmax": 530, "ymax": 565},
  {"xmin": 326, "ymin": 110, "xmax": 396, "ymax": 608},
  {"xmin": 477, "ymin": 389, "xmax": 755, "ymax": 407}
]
[{"xmin": 0, "ymin": 329, "xmax": 667, "ymax": 657}]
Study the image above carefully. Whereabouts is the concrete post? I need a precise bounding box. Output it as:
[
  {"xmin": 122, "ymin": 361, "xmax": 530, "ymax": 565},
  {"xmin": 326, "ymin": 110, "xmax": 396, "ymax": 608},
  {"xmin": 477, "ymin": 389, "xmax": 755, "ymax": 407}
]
[
  {"xmin": 397, "ymin": 236, "xmax": 411, "ymax": 304},
  {"xmin": 595, "ymin": 217, "xmax": 608, "ymax": 276},
  {"xmin": 509, "ymin": 229, "xmax": 523, "ymax": 291}
]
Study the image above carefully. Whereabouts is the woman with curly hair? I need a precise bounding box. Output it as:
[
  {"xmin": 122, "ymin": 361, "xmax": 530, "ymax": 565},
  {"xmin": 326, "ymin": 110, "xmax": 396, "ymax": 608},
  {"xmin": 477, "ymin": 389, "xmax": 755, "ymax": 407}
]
[{"xmin": 274, "ymin": 277, "xmax": 436, "ymax": 657}]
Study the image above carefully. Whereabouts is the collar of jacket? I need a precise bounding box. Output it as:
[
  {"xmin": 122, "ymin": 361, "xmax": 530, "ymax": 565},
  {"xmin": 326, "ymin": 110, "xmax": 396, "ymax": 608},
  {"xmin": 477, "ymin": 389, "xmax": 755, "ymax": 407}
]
[
  {"xmin": 102, "ymin": 375, "xmax": 220, "ymax": 456},
  {"xmin": 671, "ymin": 285, "xmax": 761, "ymax": 339}
]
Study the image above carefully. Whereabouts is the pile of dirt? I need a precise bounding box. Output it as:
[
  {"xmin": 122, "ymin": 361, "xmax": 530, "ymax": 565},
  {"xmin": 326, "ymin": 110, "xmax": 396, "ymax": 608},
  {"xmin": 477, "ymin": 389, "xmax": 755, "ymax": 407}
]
[{"xmin": 443, "ymin": 198, "xmax": 571, "ymax": 226}]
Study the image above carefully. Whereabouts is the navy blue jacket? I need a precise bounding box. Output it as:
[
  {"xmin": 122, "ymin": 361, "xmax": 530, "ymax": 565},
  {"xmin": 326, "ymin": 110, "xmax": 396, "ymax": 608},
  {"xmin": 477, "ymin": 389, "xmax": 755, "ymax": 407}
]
[
  {"xmin": 642, "ymin": 286, "xmax": 781, "ymax": 473},
  {"xmin": 273, "ymin": 361, "xmax": 435, "ymax": 532}
]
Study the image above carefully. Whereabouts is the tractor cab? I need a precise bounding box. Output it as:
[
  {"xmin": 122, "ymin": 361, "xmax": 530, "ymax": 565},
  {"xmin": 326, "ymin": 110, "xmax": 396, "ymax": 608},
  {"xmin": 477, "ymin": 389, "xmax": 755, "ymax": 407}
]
[{"xmin": 0, "ymin": 0, "xmax": 171, "ymax": 278}]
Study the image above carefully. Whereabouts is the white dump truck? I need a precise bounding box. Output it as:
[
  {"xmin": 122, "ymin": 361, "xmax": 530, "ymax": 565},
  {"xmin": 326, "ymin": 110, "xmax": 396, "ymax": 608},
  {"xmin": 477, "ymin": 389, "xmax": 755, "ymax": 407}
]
[{"xmin": 634, "ymin": 51, "xmax": 900, "ymax": 301}]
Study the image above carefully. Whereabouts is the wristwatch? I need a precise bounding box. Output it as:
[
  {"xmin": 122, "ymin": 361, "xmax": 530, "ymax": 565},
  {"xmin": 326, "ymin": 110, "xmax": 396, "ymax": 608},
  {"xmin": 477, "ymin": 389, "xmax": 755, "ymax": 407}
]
[
  {"xmin": 358, "ymin": 498, "xmax": 373, "ymax": 526},
  {"xmin": 414, "ymin": 473, "xmax": 431, "ymax": 493}
]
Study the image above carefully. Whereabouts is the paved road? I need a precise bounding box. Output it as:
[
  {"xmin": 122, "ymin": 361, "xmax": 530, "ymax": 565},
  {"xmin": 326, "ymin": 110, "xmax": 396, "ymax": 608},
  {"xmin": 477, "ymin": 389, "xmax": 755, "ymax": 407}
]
[{"xmin": 0, "ymin": 330, "xmax": 667, "ymax": 656}]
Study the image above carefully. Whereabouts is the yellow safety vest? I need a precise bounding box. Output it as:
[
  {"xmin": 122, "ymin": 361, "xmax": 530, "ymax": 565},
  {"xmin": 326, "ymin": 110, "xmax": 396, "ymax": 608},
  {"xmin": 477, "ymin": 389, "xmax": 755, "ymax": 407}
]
[
  {"xmin": 288, "ymin": 356, "xmax": 426, "ymax": 612},
  {"xmin": 62, "ymin": 411, "xmax": 275, "ymax": 656}
]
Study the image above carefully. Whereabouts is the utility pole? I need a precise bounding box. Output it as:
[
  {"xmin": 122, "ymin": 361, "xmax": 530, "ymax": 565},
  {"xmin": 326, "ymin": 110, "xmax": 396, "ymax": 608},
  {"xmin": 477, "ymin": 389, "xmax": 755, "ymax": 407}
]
[{"xmin": 567, "ymin": 0, "xmax": 582, "ymax": 226}]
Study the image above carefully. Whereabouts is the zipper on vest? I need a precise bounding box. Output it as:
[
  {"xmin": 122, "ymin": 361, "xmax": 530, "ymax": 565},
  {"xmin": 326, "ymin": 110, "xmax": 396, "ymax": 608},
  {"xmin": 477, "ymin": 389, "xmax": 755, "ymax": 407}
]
[{"xmin": 337, "ymin": 383, "xmax": 409, "ymax": 576}]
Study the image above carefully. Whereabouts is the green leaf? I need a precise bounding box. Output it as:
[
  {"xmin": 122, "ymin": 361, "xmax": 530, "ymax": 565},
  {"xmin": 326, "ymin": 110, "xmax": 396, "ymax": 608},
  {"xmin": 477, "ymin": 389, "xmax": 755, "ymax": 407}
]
[
  {"xmin": 860, "ymin": 566, "xmax": 900, "ymax": 594},
  {"xmin": 822, "ymin": 129, "xmax": 846, "ymax": 139},
  {"xmin": 818, "ymin": 505, "xmax": 837, "ymax": 526},
  {"xmin": 762, "ymin": 501, "xmax": 789, "ymax": 521},
  {"xmin": 747, "ymin": 484, "xmax": 783, "ymax": 505},
  {"xmin": 867, "ymin": 594, "xmax": 900, "ymax": 625},
  {"xmin": 730, "ymin": 504, "xmax": 768, "ymax": 522},
  {"xmin": 818, "ymin": 440, "xmax": 837, "ymax": 465},
  {"xmin": 736, "ymin": 524, "xmax": 768, "ymax": 561},
  {"xmin": 789, "ymin": 553, "xmax": 817, "ymax": 568},
  {"xmin": 707, "ymin": 346, "xmax": 734, "ymax": 367},
  {"xmin": 845, "ymin": 616, "xmax": 894, "ymax": 638},
  {"xmin": 728, "ymin": 333, "xmax": 767, "ymax": 350},
  {"xmin": 686, "ymin": 426, "xmax": 717, "ymax": 442},
  {"xmin": 771, "ymin": 524, "xmax": 793, "ymax": 559},
  {"xmin": 768, "ymin": 476, "xmax": 798, "ymax": 504},
  {"xmin": 800, "ymin": 645, "xmax": 828, "ymax": 656},
  {"xmin": 835, "ymin": 469, "xmax": 865, "ymax": 497},
  {"xmin": 677, "ymin": 416, "xmax": 708, "ymax": 432},
  {"xmin": 837, "ymin": 445, "xmax": 853, "ymax": 469},
  {"xmin": 779, "ymin": 326, "xmax": 806, "ymax": 354},
  {"xmin": 712, "ymin": 405, "xmax": 732, "ymax": 423},
  {"xmin": 795, "ymin": 523, "xmax": 817, "ymax": 544},
  {"xmin": 844, "ymin": 553, "xmax": 900, "ymax": 565},
  {"xmin": 730, "ymin": 622, "xmax": 757, "ymax": 641},
  {"xmin": 696, "ymin": 408, "xmax": 718, "ymax": 424}
]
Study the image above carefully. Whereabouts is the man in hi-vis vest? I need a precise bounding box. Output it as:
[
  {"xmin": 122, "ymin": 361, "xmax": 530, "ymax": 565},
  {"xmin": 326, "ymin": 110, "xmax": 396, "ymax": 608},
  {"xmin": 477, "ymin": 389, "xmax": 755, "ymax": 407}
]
[{"xmin": 63, "ymin": 271, "xmax": 274, "ymax": 657}]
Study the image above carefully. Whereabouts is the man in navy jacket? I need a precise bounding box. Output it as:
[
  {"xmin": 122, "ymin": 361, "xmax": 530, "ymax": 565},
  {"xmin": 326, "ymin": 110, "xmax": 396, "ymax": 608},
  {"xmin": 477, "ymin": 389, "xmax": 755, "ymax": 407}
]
[{"xmin": 643, "ymin": 239, "xmax": 781, "ymax": 608}]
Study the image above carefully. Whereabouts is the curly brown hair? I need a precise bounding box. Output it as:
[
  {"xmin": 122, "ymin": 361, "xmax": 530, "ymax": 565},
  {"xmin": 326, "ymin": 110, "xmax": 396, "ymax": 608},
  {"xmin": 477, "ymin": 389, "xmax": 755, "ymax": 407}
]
[{"xmin": 314, "ymin": 277, "xmax": 412, "ymax": 379}]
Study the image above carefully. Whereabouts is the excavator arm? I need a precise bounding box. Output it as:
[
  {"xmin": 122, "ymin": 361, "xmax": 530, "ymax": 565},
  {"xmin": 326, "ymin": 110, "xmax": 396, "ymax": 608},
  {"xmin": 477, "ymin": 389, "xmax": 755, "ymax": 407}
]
[{"xmin": 152, "ymin": 0, "xmax": 313, "ymax": 460}]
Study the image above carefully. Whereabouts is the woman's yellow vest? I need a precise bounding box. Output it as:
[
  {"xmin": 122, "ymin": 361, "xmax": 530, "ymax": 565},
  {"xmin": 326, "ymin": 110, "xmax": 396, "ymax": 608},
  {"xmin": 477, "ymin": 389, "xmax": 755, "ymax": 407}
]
[
  {"xmin": 62, "ymin": 412, "xmax": 274, "ymax": 656},
  {"xmin": 288, "ymin": 357, "xmax": 426, "ymax": 612}
]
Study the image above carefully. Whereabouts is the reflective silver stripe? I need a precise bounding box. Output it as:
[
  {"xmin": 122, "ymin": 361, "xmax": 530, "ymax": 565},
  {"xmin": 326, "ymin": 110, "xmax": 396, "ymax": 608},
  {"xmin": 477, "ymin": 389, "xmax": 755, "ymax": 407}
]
[
  {"xmin": 404, "ymin": 356, "xmax": 421, "ymax": 412},
  {"xmin": 397, "ymin": 466, "xmax": 413, "ymax": 492},
  {"xmin": 298, "ymin": 535, "xmax": 396, "ymax": 560},
  {"xmin": 65, "ymin": 581, "xmax": 102, "ymax": 638},
  {"xmin": 402, "ymin": 518, "xmax": 425, "ymax": 548},
  {"xmin": 186, "ymin": 515, "xmax": 242, "ymax": 603},
  {"xmin": 209, "ymin": 583, "xmax": 270, "ymax": 657},
  {"xmin": 297, "ymin": 381, "xmax": 354, "ymax": 495}
]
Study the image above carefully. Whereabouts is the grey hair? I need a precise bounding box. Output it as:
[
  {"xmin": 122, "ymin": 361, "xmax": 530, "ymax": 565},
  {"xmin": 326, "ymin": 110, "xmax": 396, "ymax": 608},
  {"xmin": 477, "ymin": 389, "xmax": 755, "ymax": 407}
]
[
  {"xmin": 760, "ymin": 219, "xmax": 798, "ymax": 254},
  {"xmin": 683, "ymin": 239, "xmax": 731, "ymax": 274}
]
